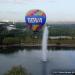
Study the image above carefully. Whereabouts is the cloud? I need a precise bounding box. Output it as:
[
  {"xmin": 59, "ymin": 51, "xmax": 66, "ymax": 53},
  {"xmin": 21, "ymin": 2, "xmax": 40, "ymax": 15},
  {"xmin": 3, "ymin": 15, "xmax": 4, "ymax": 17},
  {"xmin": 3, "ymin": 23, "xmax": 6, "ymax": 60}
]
[
  {"xmin": 0, "ymin": 0, "xmax": 75, "ymax": 22},
  {"xmin": 0, "ymin": 0, "xmax": 13, "ymax": 3},
  {"xmin": 0, "ymin": 0, "xmax": 56, "ymax": 4}
]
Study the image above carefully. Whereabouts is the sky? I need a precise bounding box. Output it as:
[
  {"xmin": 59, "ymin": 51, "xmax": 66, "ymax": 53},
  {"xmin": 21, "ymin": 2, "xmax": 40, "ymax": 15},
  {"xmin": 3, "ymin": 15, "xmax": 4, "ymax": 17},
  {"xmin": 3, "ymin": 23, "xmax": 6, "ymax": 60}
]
[{"xmin": 0, "ymin": 0, "xmax": 75, "ymax": 23}]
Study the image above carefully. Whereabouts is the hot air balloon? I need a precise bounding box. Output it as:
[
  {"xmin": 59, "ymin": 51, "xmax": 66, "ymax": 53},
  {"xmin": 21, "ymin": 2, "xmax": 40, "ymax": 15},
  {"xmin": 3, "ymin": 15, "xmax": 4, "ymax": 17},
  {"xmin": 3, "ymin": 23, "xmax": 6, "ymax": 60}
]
[{"xmin": 25, "ymin": 9, "xmax": 46, "ymax": 32}]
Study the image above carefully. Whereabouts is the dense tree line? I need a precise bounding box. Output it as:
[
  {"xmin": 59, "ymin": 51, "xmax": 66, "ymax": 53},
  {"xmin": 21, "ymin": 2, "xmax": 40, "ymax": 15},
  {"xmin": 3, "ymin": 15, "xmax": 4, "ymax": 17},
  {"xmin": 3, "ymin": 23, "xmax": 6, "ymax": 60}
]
[{"xmin": 0, "ymin": 23, "xmax": 75, "ymax": 45}]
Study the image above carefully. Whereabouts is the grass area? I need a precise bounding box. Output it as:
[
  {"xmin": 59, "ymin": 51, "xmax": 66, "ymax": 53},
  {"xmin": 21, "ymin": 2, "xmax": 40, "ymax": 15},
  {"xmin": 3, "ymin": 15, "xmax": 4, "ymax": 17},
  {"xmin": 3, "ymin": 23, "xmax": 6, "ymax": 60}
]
[
  {"xmin": 48, "ymin": 39, "xmax": 75, "ymax": 44},
  {"xmin": 24, "ymin": 38, "xmax": 75, "ymax": 45},
  {"xmin": 1, "ymin": 35, "xmax": 75, "ymax": 45}
]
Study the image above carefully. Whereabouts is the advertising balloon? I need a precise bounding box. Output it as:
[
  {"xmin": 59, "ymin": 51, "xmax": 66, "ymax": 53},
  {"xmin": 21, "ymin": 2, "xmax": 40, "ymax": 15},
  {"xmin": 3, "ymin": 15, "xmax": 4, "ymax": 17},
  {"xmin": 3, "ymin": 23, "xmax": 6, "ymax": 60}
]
[{"xmin": 25, "ymin": 9, "xmax": 46, "ymax": 32}]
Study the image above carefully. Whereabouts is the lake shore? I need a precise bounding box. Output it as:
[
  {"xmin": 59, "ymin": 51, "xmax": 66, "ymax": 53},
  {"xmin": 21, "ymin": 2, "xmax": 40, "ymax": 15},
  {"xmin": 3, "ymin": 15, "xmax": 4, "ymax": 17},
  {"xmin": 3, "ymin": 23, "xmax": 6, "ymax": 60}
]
[{"xmin": 0, "ymin": 44, "xmax": 75, "ymax": 49}]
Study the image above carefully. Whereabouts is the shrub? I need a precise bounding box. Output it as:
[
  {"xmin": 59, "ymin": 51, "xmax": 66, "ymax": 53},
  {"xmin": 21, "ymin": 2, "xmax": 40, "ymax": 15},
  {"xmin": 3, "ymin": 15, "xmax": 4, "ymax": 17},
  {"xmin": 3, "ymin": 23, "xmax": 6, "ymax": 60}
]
[
  {"xmin": 3, "ymin": 37, "xmax": 20, "ymax": 45},
  {"xmin": 4, "ymin": 66, "xmax": 29, "ymax": 75}
]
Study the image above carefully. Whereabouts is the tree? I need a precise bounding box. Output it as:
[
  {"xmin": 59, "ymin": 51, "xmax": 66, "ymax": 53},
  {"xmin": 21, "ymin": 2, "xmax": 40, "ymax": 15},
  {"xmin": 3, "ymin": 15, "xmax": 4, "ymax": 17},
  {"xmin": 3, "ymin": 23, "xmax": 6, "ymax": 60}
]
[
  {"xmin": 4, "ymin": 66, "xmax": 30, "ymax": 75},
  {"xmin": 0, "ymin": 23, "xmax": 8, "ymax": 45}
]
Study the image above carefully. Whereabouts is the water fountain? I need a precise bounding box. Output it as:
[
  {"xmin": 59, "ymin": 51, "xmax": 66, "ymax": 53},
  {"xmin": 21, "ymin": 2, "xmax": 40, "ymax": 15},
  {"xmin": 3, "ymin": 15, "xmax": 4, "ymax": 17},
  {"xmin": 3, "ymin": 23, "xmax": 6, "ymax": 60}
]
[
  {"xmin": 25, "ymin": 9, "xmax": 47, "ymax": 75},
  {"xmin": 42, "ymin": 25, "xmax": 48, "ymax": 62}
]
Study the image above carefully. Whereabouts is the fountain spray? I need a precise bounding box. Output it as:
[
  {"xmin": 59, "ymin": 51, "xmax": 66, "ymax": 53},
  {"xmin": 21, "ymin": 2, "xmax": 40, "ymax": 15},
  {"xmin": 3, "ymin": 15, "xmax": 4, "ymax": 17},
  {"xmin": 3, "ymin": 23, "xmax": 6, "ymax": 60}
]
[{"xmin": 42, "ymin": 25, "xmax": 48, "ymax": 62}]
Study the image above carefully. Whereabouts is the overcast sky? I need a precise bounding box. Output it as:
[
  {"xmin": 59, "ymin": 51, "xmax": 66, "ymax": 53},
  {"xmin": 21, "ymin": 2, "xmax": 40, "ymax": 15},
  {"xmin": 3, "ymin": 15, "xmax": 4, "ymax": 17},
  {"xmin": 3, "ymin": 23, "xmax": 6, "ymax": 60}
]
[{"xmin": 0, "ymin": 0, "xmax": 75, "ymax": 23}]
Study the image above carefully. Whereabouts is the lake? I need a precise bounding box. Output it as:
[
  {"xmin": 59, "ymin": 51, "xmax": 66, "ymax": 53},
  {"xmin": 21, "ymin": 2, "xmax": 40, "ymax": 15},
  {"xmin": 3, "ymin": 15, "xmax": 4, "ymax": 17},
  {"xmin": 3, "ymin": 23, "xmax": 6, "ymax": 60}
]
[{"xmin": 0, "ymin": 48, "xmax": 75, "ymax": 75}]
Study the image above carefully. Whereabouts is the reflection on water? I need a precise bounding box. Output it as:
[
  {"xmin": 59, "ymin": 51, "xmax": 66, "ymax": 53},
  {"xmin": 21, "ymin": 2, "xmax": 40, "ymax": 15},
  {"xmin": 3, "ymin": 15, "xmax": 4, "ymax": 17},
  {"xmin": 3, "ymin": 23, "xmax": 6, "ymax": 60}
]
[
  {"xmin": 0, "ymin": 47, "xmax": 31, "ymax": 54},
  {"xmin": 0, "ymin": 47, "xmax": 75, "ymax": 54},
  {"xmin": 0, "ymin": 48, "xmax": 75, "ymax": 75},
  {"xmin": 42, "ymin": 62, "xmax": 47, "ymax": 75}
]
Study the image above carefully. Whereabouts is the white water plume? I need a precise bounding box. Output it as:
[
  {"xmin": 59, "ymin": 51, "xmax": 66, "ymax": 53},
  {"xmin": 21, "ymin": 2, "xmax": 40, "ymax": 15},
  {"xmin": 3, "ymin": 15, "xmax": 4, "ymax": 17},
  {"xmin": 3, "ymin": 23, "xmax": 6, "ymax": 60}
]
[{"xmin": 42, "ymin": 25, "xmax": 48, "ymax": 62}]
